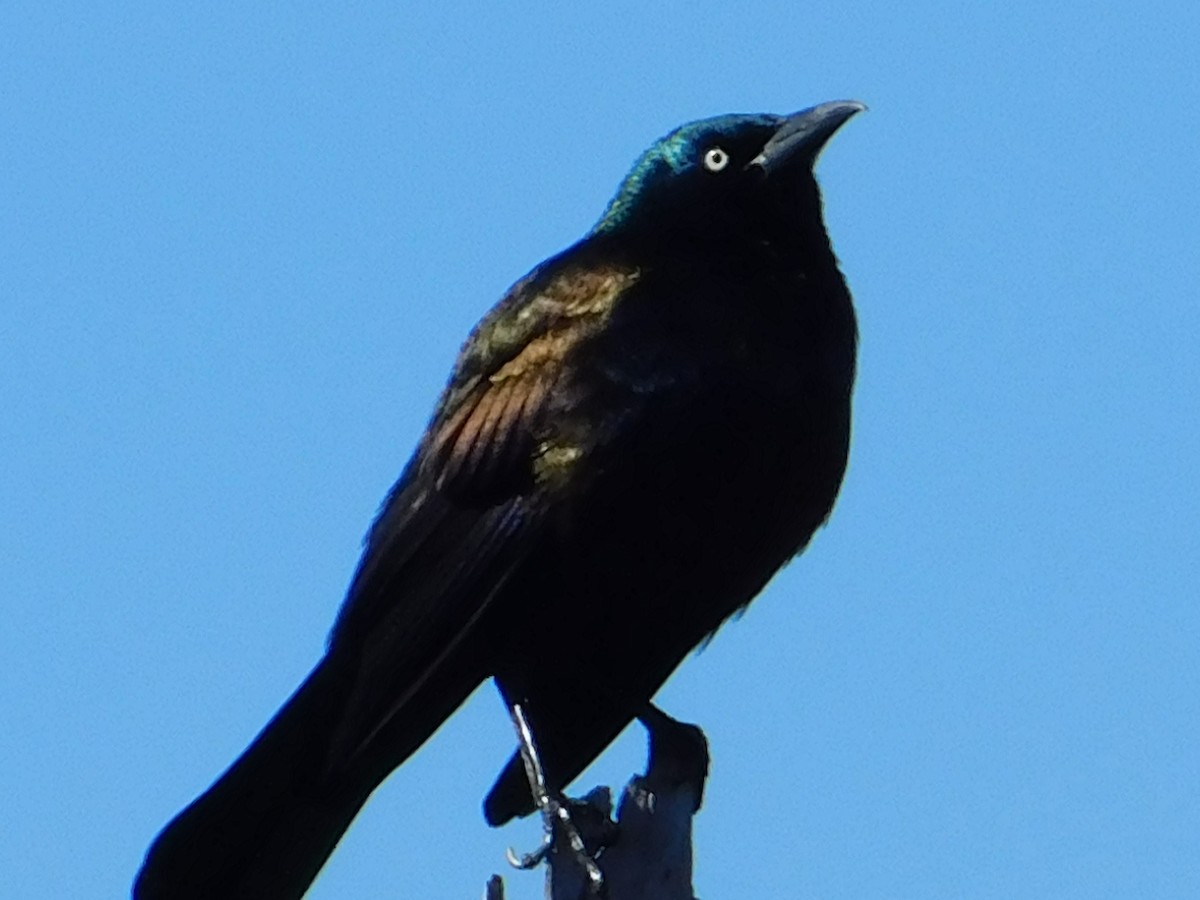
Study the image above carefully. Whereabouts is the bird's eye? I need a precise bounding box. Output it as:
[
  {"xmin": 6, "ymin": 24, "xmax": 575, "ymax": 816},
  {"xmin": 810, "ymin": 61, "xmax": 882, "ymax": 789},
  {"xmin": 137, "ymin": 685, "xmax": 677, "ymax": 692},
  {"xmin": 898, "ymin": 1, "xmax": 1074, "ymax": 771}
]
[{"xmin": 703, "ymin": 146, "xmax": 730, "ymax": 172}]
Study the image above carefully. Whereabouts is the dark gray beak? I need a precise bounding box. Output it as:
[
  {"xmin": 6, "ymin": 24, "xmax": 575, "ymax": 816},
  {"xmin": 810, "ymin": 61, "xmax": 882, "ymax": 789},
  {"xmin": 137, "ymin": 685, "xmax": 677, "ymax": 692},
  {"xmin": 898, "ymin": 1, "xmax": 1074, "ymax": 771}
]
[{"xmin": 750, "ymin": 100, "xmax": 866, "ymax": 174}]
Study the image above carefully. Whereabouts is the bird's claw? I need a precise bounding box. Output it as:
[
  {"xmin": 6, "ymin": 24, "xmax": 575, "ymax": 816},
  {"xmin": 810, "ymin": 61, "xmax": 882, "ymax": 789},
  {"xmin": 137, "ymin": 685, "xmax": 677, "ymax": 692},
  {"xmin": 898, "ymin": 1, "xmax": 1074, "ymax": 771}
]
[
  {"xmin": 505, "ymin": 837, "xmax": 550, "ymax": 870},
  {"xmin": 506, "ymin": 702, "xmax": 606, "ymax": 892},
  {"xmin": 504, "ymin": 797, "xmax": 604, "ymax": 890}
]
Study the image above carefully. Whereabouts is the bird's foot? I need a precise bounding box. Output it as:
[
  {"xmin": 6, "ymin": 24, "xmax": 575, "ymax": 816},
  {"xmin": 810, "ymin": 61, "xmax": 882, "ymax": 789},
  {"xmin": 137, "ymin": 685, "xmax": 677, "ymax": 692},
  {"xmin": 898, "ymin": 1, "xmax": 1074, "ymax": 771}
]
[
  {"xmin": 505, "ymin": 835, "xmax": 550, "ymax": 870},
  {"xmin": 505, "ymin": 702, "xmax": 607, "ymax": 893}
]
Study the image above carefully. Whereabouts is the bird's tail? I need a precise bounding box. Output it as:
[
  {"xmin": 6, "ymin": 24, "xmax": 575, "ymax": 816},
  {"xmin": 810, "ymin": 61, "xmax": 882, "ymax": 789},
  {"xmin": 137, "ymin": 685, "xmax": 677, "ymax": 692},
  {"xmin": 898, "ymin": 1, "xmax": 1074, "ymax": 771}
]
[
  {"xmin": 134, "ymin": 647, "xmax": 481, "ymax": 900},
  {"xmin": 134, "ymin": 657, "xmax": 370, "ymax": 899}
]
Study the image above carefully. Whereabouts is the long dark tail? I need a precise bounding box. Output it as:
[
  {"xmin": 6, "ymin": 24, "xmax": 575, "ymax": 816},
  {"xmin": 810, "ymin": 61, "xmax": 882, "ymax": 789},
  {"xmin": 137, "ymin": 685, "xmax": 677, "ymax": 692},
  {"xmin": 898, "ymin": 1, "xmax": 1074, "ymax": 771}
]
[
  {"xmin": 134, "ymin": 658, "xmax": 364, "ymax": 899},
  {"xmin": 134, "ymin": 652, "xmax": 480, "ymax": 900}
]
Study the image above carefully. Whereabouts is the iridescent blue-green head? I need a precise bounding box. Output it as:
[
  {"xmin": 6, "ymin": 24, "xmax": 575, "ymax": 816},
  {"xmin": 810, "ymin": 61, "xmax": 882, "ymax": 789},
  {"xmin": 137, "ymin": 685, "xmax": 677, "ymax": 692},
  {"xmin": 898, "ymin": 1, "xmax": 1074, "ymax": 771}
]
[{"xmin": 593, "ymin": 100, "xmax": 864, "ymax": 250}]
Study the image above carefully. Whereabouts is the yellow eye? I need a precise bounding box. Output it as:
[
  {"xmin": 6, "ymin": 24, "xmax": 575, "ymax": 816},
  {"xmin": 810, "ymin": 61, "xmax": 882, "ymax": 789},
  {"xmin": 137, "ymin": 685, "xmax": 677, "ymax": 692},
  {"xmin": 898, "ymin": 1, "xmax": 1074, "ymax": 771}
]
[{"xmin": 703, "ymin": 147, "xmax": 730, "ymax": 172}]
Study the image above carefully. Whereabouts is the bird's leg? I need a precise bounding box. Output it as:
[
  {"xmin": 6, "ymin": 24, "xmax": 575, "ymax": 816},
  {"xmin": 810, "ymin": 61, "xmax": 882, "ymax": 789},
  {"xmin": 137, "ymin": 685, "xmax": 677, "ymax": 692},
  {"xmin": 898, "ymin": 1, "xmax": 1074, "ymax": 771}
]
[{"xmin": 504, "ymin": 701, "xmax": 605, "ymax": 893}]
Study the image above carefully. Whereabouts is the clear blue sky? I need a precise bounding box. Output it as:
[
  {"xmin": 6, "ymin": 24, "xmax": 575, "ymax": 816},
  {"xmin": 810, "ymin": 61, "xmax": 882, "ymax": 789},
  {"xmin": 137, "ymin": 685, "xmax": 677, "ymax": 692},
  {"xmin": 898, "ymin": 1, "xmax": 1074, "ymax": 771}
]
[{"xmin": 4, "ymin": 3, "xmax": 1198, "ymax": 898}]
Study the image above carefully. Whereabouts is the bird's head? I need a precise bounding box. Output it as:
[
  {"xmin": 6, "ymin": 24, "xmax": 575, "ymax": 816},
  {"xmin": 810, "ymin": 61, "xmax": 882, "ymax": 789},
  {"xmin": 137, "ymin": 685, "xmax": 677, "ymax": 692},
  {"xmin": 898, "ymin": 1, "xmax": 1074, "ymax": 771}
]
[{"xmin": 593, "ymin": 100, "xmax": 864, "ymax": 254}]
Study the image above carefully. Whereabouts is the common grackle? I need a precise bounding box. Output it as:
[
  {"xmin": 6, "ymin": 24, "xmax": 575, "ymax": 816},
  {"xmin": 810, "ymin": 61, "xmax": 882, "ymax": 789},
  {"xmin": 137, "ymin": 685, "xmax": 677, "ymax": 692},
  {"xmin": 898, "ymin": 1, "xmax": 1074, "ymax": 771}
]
[{"xmin": 135, "ymin": 100, "xmax": 863, "ymax": 899}]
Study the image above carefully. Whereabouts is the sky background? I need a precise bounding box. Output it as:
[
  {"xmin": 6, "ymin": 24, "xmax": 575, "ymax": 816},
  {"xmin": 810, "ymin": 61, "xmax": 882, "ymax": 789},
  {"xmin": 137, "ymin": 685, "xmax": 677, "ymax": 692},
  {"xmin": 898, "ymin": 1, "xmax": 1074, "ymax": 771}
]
[{"xmin": 4, "ymin": 3, "xmax": 1199, "ymax": 898}]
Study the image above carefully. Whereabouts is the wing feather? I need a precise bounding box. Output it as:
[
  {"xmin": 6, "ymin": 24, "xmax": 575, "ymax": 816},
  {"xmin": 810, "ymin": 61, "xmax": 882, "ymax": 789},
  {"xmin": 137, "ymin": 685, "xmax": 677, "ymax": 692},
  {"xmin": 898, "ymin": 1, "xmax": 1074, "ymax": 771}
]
[{"xmin": 323, "ymin": 260, "xmax": 639, "ymax": 766}]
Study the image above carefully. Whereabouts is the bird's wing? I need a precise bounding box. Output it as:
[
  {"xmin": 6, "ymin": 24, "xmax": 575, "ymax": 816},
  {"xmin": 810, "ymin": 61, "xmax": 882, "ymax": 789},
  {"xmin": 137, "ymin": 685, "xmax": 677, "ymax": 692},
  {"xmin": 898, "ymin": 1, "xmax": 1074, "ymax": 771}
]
[{"xmin": 324, "ymin": 260, "xmax": 641, "ymax": 765}]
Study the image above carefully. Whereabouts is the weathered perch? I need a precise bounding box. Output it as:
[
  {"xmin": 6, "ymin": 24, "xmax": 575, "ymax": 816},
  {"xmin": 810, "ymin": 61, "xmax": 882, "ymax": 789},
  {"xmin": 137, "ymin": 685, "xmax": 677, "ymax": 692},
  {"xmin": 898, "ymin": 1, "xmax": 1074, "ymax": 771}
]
[{"xmin": 486, "ymin": 705, "xmax": 709, "ymax": 900}]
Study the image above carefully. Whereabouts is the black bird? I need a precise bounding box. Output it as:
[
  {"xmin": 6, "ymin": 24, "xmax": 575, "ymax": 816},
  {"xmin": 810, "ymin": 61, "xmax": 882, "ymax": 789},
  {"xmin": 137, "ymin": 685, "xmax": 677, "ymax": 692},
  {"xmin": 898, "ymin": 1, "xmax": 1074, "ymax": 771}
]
[{"xmin": 135, "ymin": 100, "xmax": 863, "ymax": 899}]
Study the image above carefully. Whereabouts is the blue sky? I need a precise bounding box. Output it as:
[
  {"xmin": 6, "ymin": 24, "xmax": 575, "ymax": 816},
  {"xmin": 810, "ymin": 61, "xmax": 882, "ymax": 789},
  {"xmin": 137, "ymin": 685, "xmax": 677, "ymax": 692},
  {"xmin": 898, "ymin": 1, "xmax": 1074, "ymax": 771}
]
[{"xmin": 4, "ymin": 3, "xmax": 1198, "ymax": 898}]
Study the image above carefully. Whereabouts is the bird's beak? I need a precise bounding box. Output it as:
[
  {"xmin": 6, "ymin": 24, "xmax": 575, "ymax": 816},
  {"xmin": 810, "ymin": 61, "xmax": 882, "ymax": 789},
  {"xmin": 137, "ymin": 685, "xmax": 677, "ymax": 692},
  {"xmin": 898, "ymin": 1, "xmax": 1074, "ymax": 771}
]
[{"xmin": 750, "ymin": 100, "xmax": 866, "ymax": 174}]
